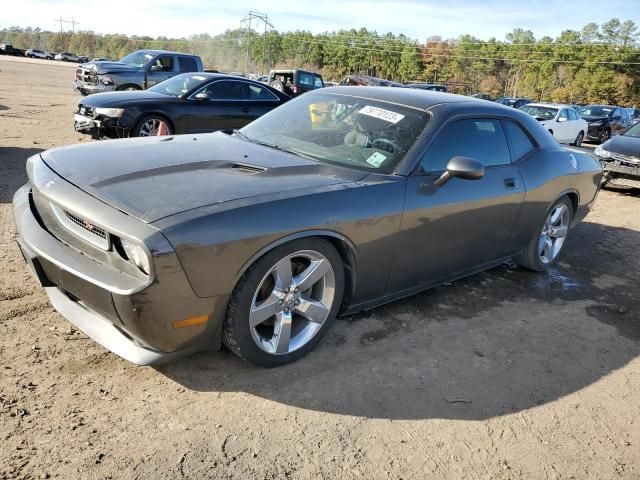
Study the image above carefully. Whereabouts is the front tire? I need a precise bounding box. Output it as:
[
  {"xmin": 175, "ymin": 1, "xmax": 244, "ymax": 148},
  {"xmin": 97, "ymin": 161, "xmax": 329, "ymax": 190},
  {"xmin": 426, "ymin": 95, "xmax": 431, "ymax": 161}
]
[
  {"xmin": 223, "ymin": 238, "xmax": 345, "ymax": 367},
  {"xmin": 514, "ymin": 196, "xmax": 573, "ymax": 271},
  {"xmin": 132, "ymin": 115, "xmax": 173, "ymax": 137},
  {"xmin": 599, "ymin": 129, "xmax": 611, "ymax": 144}
]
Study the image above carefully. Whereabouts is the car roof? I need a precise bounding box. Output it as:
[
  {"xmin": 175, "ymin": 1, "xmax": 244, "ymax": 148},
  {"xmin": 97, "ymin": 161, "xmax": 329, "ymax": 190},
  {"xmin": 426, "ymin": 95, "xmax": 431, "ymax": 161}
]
[
  {"xmin": 318, "ymin": 86, "xmax": 501, "ymax": 111},
  {"xmin": 136, "ymin": 49, "xmax": 197, "ymax": 56}
]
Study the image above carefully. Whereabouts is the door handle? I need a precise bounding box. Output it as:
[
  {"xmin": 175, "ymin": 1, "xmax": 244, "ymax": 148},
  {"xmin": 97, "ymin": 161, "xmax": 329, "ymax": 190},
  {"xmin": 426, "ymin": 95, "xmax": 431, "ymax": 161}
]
[
  {"xmin": 242, "ymin": 107, "xmax": 250, "ymax": 113},
  {"xmin": 504, "ymin": 177, "xmax": 519, "ymax": 189}
]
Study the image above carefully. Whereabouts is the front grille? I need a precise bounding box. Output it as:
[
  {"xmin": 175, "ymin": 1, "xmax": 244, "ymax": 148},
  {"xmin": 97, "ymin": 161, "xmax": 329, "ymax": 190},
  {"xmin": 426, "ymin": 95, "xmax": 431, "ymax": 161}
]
[
  {"xmin": 75, "ymin": 67, "xmax": 98, "ymax": 85},
  {"xmin": 50, "ymin": 203, "xmax": 110, "ymax": 250}
]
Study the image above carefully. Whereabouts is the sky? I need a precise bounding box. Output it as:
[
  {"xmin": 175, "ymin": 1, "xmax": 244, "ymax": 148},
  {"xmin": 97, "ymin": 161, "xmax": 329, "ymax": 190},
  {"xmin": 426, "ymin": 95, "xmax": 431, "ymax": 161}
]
[{"xmin": 3, "ymin": 0, "xmax": 640, "ymax": 41}]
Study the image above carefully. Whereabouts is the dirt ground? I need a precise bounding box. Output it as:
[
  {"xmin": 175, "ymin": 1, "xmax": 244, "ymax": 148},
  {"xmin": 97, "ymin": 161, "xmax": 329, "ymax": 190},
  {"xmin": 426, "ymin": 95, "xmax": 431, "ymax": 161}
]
[{"xmin": 1, "ymin": 55, "xmax": 639, "ymax": 480}]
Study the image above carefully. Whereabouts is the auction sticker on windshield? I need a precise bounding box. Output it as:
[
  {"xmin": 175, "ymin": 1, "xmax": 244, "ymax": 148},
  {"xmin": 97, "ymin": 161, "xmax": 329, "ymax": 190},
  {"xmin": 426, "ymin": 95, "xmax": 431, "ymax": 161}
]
[
  {"xmin": 366, "ymin": 151, "xmax": 387, "ymax": 167},
  {"xmin": 359, "ymin": 105, "xmax": 405, "ymax": 124}
]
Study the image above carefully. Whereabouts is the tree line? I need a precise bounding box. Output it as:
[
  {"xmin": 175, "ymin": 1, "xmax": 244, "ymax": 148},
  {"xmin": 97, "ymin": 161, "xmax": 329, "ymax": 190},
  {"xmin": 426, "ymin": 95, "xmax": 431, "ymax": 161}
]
[{"xmin": 2, "ymin": 18, "xmax": 639, "ymax": 105}]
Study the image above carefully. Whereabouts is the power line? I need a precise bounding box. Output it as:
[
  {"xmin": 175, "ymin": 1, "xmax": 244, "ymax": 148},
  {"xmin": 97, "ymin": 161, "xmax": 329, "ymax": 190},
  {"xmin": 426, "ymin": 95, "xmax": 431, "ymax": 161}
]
[{"xmin": 3, "ymin": 29, "xmax": 640, "ymax": 66}]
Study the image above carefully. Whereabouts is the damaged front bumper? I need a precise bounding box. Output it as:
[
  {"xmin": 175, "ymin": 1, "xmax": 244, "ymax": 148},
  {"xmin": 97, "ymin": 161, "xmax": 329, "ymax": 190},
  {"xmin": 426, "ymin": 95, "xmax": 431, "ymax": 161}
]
[{"xmin": 73, "ymin": 79, "xmax": 116, "ymax": 96}]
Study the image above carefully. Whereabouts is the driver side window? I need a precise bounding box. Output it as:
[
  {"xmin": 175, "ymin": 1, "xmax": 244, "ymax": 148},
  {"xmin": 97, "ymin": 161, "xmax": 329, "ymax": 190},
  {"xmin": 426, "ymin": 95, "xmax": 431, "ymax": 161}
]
[
  {"xmin": 420, "ymin": 119, "xmax": 511, "ymax": 172},
  {"xmin": 151, "ymin": 55, "xmax": 174, "ymax": 72}
]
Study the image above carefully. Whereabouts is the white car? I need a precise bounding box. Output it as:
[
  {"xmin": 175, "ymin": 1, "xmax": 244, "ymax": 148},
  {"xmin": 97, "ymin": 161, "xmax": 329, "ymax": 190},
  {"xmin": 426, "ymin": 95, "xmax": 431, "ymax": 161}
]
[
  {"xmin": 519, "ymin": 103, "xmax": 588, "ymax": 146},
  {"xmin": 55, "ymin": 52, "xmax": 81, "ymax": 62},
  {"xmin": 25, "ymin": 49, "xmax": 53, "ymax": 60}
]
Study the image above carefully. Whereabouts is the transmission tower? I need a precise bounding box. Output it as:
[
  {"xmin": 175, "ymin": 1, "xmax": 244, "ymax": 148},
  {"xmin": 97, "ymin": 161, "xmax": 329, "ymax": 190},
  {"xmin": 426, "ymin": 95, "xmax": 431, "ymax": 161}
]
[
  {"xmin": 54, "ymin": 16, "xmax": 80, "ymax": 50},
  {"xmin": 240, "ymin": 11, "xmax": 274, "ymax": 75}
]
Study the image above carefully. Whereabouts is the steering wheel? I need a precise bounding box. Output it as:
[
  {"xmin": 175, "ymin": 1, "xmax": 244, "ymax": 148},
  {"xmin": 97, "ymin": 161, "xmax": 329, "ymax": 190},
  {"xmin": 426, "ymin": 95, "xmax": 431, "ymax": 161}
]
[{"xmin": 371, "ymin": 138, "xmax": 402, "ymax": 154}]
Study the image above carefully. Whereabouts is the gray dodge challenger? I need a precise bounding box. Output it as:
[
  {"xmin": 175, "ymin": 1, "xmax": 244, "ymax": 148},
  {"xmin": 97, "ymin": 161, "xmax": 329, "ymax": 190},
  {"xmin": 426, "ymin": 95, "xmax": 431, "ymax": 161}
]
[{"xmin": 13, "ymin": 87, "xmax": 602, "ymax": 366}]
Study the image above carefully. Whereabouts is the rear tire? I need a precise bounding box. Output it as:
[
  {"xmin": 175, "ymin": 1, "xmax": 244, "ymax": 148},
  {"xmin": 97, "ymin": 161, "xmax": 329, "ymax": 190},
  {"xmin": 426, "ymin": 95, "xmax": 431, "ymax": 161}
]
[
  {"xmin": 223, "ymin": 238, "xmax": 344, "ymax": 367},
  {"xmin": 514, "ymin": 196, "xmax": 573, "ymax": 272},
  {"xmin": 572, "ymin": 131, "xmax": 584, "ymax": 147}
]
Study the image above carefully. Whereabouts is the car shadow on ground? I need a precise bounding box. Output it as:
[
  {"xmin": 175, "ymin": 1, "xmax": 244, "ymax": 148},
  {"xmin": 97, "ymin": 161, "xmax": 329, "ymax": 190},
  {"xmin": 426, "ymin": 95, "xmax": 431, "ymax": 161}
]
[
  {"xmin": 159, "ymin": 219, "xmax": 640, "ymax": 421},
  {"xmin": 0, "ymin": 146, "xmax": 43, "ymax": 203}
]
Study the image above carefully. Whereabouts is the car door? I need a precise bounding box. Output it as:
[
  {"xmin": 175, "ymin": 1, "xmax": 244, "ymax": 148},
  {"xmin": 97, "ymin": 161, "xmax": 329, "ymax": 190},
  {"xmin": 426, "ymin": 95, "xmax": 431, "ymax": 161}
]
[
  {"xmin": 145, "ymin": 55, "xmax": 176, "ymax": 88},
  {"xmin": 568, "ymin": 108, "xmax": 582, "ymax": 142},
  {"xmin": 388, "ymin": 117, "xmax": 526, "ymax": 293},
  {"xmin": 555, "ymin": 108, "xmax": 572, "ymax": 142},
  {"xmin": 186, "ymin": 79, "xmax": 255, "ymax": 133}
]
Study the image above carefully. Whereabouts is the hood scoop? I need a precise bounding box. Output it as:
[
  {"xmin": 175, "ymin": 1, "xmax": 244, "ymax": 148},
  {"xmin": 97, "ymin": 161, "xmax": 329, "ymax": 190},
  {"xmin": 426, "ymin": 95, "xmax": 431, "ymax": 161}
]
[{"xmin": 230, "ymin": 163, "xmax": 267, "ymax": 174}]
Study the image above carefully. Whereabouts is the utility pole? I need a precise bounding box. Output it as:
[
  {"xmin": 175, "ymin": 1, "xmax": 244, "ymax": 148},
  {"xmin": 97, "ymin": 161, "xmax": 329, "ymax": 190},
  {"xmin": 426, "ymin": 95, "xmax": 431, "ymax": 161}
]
[
  {"xmin": 54, "ymin": 16, "xmax": 80, "ymax": 50},
  {"xmin": 240, "ymin": 11, "xmax": 274, "ymax": 75}
]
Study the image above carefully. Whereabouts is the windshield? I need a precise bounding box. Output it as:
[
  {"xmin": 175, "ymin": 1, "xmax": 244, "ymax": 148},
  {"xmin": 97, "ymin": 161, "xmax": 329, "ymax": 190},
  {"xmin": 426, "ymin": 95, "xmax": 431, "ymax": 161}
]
[
  {"xmin": 579, "ymin": 106, "xmax": 614, "ymax": 117},
  {"xmin": 622, "ymin": 123, "xmax": 640, "ymax": 138},
  {"xmin": 519, "ymin": 105, "xmax": 558, "ymax": 120},
  {"xmin": 119, "ymin": 51, "xmax": 154, "ymax": 68},
  {"xmin": 148, "ymin": 74, "xmax": 208, "ymax": 97},
  {"xmin": 240, "ymin": 92, "xmax": 428, "ymax": 174}
]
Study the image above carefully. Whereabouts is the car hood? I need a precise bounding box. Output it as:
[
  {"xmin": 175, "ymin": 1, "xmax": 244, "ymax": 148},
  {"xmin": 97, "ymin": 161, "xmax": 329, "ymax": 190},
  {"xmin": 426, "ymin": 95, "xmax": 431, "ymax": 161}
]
[
  {"xmin": 79, "ymin": 90, "xmax": 173, "ymax": 107},
  {"xmin": 83, "ymin": 61, "xmax": 139, "ymax": 74},
  {"xmin": 601, "ymin": 134, "xmax": 640, "ymax": 157},
  {"xmin": 582, "ymin": 115, "xmax": 608, "ymax": 123},
  {"xmin": 40, "ymin": 132, "xmax": 367, "ymax": 223}
]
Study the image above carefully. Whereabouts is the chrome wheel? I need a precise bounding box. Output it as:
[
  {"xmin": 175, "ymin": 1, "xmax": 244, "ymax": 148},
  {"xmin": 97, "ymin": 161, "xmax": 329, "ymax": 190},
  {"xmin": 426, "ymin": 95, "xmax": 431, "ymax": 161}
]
[
  {"xmin": 249, "ymin": 250, "xmax": 335, "ymax": 355},
  {"xmin": 539, "ymin": 204, "xmax": 569, "ymax": 264},
  {"xmin": 138, "ymin": 118, "xmax": 170, "ymax": 136}
]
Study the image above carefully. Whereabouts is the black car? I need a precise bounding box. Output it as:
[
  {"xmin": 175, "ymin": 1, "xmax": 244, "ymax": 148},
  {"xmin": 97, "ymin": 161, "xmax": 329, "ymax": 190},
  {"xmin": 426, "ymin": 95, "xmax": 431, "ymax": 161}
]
[
  {"xmin": 595, "ymin": 122, "xmax": 640, "ymax": 188},
  {"xmin": 267, "ymin": 69, "xmax": 324, "ymax": 97},
  {"xmin": 578, "ymin": 105, "xmax": 632, "ymax": 143},
  {"xmin": 496, "ymin": 97, "xmax": 532, "ymax": 109},
  {"xmin": 74, "ymin": 73, "xmax": 290, "ymax": 139}
]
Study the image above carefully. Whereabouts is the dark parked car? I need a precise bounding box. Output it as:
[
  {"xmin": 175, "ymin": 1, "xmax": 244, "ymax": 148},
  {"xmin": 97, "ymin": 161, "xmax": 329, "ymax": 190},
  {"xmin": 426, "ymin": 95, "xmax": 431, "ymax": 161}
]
[
  {"xmin": 268, "ymin": 69, "xmax": 324, "ymax": 96},
  {"xmin": 405, "ymin": 83, "xmax": 448, "ymax": 92},
  {"xmin": 74, "ymin": 50, "xmax": 204, "ymax": 95},
  {"xmin": 496, "ymin": 97, "xmax": 532, "ymax": 109},
  {"xmin": 595, "ymin": 121, "xmax": 640, "ymax": 188},
  {"xmin": 578, "ymin": 105, "xmax": 632, "ymax": 143},
  {"xmin": 14, "ymin": 87, "xmax": 601, "ymax": 366},
  {"xmin": 74, "ymin": 73, "xmax": 290, "ymax": 139},
  {"xmin": 338, "ymin": 75, "xmax": 404, "ymax": 87}
]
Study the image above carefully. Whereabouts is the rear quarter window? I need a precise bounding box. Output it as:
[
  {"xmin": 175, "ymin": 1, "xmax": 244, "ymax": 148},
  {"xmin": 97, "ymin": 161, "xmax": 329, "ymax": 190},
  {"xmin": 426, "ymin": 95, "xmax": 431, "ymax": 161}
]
[
  {"xmin": 503, "ymin": 120, "xmax": 535, "ymax": 161},
  {"xmin": 178, "ymin": 57, "xmax": 198, "ymax": 72}
]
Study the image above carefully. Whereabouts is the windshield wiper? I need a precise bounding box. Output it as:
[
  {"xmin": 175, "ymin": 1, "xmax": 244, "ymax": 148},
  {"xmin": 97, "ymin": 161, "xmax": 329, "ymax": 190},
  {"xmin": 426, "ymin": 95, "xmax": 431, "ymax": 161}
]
[{"xmin": 232, "ymin": 132, "xmax": 320, "ymax": 162}]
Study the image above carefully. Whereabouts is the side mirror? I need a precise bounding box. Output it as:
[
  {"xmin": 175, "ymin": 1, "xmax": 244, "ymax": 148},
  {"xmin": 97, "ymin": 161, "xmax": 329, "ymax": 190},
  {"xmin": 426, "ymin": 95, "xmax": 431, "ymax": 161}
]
[
  {"xmin": 434, "ymin": 156, "xmax": 485, "ymax": 187},
  {"xmin": 557, "ymin": 117, "xmax": 567, "ymax": 122},
  {"xmin": 148, "ymin": 64, "xmax": 162, "ymax": 72},
  {"xmin": 612, "ymin": 115, "xmax": 621, "ymax": 121},
  {"xmin": 193, "ymin": 92, "xmax": 210, "ymax": 100}
]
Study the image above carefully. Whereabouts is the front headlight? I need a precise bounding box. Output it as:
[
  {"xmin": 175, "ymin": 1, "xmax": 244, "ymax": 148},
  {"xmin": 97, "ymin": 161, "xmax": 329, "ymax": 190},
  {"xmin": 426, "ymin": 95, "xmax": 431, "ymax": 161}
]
[
  {"xmin": 594, "ymin": 145, "xmax": 613, "ymax": 158},
  {"xmin": 120, "ymin": 238, "xmax": 150, "ymax": 274},
  {"xmin": 589, "ymin": 120, "xmax": 604, "ymax": 126},
  {"xmin": 95, "ymin": 107, "xmax": 124, "ymax": 117}
]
